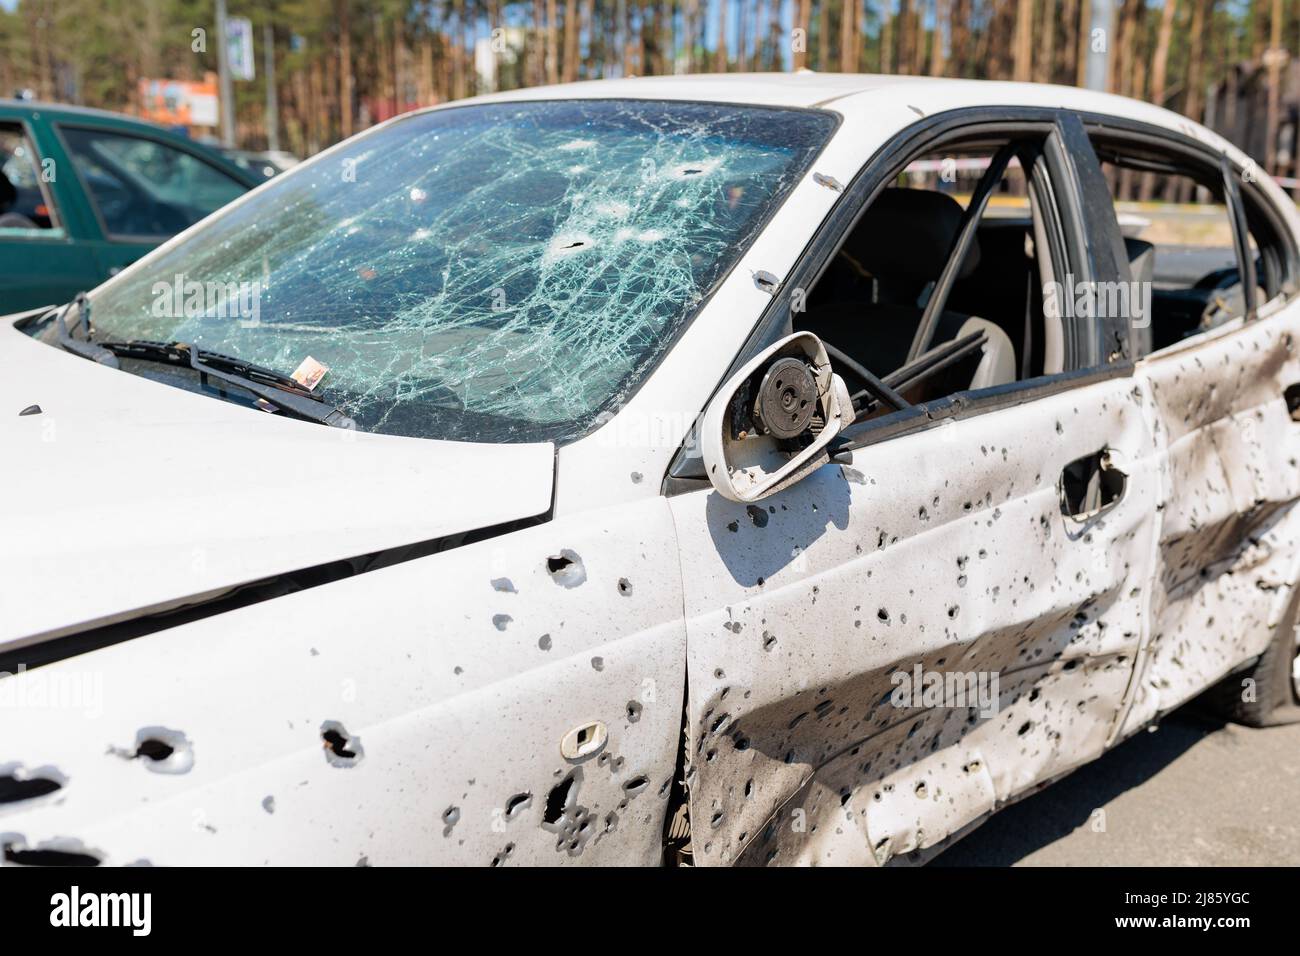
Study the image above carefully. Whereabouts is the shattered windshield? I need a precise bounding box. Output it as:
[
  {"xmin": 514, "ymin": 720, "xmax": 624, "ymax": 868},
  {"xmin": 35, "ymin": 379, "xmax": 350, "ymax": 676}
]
[{"xmin": 78, "ymin": 100, "xmax": 836, "ymax": 443}]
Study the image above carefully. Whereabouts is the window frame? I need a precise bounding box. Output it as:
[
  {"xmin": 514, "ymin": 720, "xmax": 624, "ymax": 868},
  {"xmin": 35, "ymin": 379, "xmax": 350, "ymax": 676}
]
[
  {"xmin": 0, "ymin": 119, "xmax": 68, "ymax": 241},
  {"xmin": 53, "ymin": 121, "xmax": 248, "ymax": 245},
  {"xmin": 1080, "ymin": 113, "xmax": 1300, "ymax": 359},
  {"xmin": 665, "ymin": 106, "xmax": 1124, "ymax": 490}
]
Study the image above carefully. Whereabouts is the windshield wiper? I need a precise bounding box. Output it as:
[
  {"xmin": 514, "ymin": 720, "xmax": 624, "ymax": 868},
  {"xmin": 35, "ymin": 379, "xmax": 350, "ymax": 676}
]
[
  {"xmin": 99, "ymin": 339, "xmax": 354, "ymax": 429},
  {"xmin": 54, "ymin": 293, "xmax": 120, "ymax": 367}
]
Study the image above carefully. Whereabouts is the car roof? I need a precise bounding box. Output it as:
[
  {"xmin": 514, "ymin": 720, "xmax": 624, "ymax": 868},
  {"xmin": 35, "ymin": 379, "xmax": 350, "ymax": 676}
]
[
  {"xmin": 0, "ymin": 99, "xmax": 263, "ymax": 186},
  {"xmin": 464, "ymin": 72, "xmax": 1204, "ymax": 140},
  {"xmin": 0, "ymin": 98, "xmax": 177, "ymax": 131}
]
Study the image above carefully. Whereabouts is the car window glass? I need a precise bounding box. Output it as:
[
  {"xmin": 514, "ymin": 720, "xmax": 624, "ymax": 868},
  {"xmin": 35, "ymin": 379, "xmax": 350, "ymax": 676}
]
[
  {"xmin": 60, "ymin": 127, "xmax": 245, "ymax": 238},
  {"xmin": 70, "ymin": 101, "xmax": 836, "ymax": 445},
  {"xmin": 0, "ymin": 124, "xmax": 60, "ymax": 232}
]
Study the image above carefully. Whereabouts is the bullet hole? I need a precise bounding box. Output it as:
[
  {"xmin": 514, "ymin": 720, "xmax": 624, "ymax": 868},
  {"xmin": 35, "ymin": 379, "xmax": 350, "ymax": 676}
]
[
  {"xmin": 947, "ymin": 605, "xmax": 960, "ymax": 619},
  {"xmin": 0, "ymin": 765, "xmax": 64, "ymax": 805},
  {"xmin": 262, "ymin": 795, "xmax": 276, "ymax": 814},
  {"xmin": 112, "ymin": 727, "xmax": 194, "ymax": 775},
  {"xmin": 617, "ymin": 577, "xmax": 633, "ymax": 597},
  {"xmin": 877, "ymin": 608, "xmax": 890, "ymax": 623},
  {"xmin": 590, "ymin": 656, "xmax": 604, "ymax": 672},
  {"xmin": 321, "ymin": 720, "xmax": 364, "ymax": 768},
  {"xmin": 744, "ymin": 778, "xmax": 754, "ymax": 798},
  {"xmin": 505, "ymin": 792, "xmax": 533, "ymax": 819},
  {"xmin": 2, "ymin": 837, "xmax": 101, "ymax": 867},
  {"xmin": 604, "ymin": 812, "xmax": 618, "ymax": 833},
  {"xmin": 763, "ymin": 632, "xmax": 778, "ymax": 652},
  {"xmin": 746, "ymin": 505, "xmax": 769, "ymax": 528},
  {"xmin": 710, "ymin": 713, "xmax": 732, "ymax": 735},
  {"xmin": 630, "ymin": 471, "xmax": 643, "ymax": 483},
  {"xmin": 1017, "ymin": 721, "xmax": 1033, "ymax": 736},
  {"xmin": 734, "ymin": 736, "xmax": 751, "ymax": 752},
  {"xmin": 622, "ymin": 775, "xmax": 649, "ymax": 795},
  {"xmin": 711, "ymin": 810, "xmax": 725, "ymax": 828},
  {"xmin": 18, "ymin": 404, "xmax": 41, "ymax": 416},
  {"xmin": 356, "ymin": 855, "xmax": 370, "ymax": 867},
  {"xmin": 491, "ymin": 577, "xmax": 516, "ymax": 593},
  {"xmin": 727, "ymin": 521, "xmax": 739, "ymax": 532},
  {"xmin": 546, "ymin": 550, "xmax": 587, "ymax": 587},
  {"xmin": 491, "ymin": 843, "xmax": 516, "ymax": 866},
  {"xmin": 542, "ymin": 769, "xmax": 594, "ymax": 857},
  {"xmin": 492, "ymin": 614, "xmax": 512, "ymax": 631},
  {"xmin": 538, "ymin": 633, "xmax": 552, "ymax": 651},
  {"xmin": 915, "ymin": 781, "xmax": 928, "ymax": 799},
  {"xmin": 562, "ymin": 240, "xmax": 585, "ymax": 249},
  {"xmin": 626, "ymin": 700, "xmax": 643, "ymax": 723},
  {"xmin": 137, "ymin": 739, "xmax": 172, "ymax": 761},
  {"xmin": 442, "ymin": 805, "xmax": 461, "ymax": 835}
]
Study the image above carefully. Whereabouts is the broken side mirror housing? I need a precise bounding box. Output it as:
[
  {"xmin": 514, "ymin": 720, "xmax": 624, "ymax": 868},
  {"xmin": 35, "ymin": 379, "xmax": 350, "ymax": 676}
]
[{"xmin": 701, "ymin": 331, "xmax": 854, "ymax": 503}]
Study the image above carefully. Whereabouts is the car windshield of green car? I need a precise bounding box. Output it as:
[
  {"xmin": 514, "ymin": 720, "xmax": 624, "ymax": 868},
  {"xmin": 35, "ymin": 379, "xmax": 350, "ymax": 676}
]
[{"xmin": 76, "ymin": 99, "xmax": 836, "ymax": 443}]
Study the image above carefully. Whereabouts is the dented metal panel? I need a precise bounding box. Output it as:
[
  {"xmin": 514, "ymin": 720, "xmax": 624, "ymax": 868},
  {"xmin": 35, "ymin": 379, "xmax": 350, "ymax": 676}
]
[
  {"xmin": 0, "ymin": 499, "xmax": 684, "ymax": 866},
  {"xmin": 669, "ymin": 375, "xmax": 1162, "ymax": 866},
  {"xmin": 1120, "ymin": 301, "xmax": 1300, "ymax": 732}
]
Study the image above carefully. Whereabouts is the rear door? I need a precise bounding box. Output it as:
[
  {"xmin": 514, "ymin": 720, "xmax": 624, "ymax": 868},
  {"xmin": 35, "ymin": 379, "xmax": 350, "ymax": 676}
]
[
  {"xmin": 1081, "ymin": 121, "xmax": 1300, "ymax": 734},
  {"xmin": 667, "ymin": 111, "xmax": 1162, "ymax": 866}
]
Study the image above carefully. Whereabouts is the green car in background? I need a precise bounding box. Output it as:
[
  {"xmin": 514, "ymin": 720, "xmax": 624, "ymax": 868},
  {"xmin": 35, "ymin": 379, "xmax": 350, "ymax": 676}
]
[{"xmin": 0, "ymin": 100, "xmax": 262, "ymax": 314}]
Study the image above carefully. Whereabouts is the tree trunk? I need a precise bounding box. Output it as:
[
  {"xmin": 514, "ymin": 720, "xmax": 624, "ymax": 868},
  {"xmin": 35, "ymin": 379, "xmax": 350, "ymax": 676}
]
[
  {"xmin": 898, "ymin": 0, "xmax": 912, "ymax": 73},
  {"xmin": 1013, "ymin": 0, "xmax": 1034, "ymax": 81},
  {"xmin": 1264, "ymin": 0, "xmax": 1283, "ymax": 173},
  {"xmin": 338, "ymin": 0, "xmax": 353, "ymax": 137},
  {"xmin": 1035, "ymin": 0, "xmax": 1055, "ymax": 83},
  {"xmin": 931, "ymin": 0, "xmax": 947, "ymax": 76},
  {"xmin": 841, "ymin": 0, "xmax": 858, "ymax": 71},
  {"xmin": 715, "ymin": 0, "xmax": 729, "ymax": 71},
  {"xmin": 819, "ymin": 0, "xmax": 833, "ymax": 69},
  {"xmin": 881, "ymin": 4, "xmax": 894, "ymax": 72}
]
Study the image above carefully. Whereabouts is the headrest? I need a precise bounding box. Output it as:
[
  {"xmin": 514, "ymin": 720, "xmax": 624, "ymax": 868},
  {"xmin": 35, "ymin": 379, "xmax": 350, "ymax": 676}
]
[{"xmin": 844, "ymin": 188, "xmax": 981, "ymax": 283}]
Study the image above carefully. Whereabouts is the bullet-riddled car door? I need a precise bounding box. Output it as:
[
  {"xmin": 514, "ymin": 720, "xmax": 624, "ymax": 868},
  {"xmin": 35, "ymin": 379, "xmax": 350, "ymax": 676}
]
[
  {"xmin": 669, "ymin": 377, "xmax": 1161, "ymax": 866},
  {"xmin": 667, "ymin": 117, "xmax": 1162, "ymax": 866}
]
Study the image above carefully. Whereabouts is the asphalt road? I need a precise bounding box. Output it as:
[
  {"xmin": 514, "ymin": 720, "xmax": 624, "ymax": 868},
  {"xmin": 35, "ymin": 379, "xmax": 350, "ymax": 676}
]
[{"xmin": 931, "ymin": 708, "xmax": 1300, "ymax": 866}]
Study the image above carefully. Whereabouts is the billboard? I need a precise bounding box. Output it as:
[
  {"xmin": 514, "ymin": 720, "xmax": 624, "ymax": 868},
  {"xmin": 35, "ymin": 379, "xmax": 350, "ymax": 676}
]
[{"xmin": 138, "ymin": 75, "xmax": 220, "ymax": 128}]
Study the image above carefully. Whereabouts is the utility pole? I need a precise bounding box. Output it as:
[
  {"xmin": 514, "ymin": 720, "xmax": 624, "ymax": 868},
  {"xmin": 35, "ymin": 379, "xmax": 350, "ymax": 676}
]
[
  {"xmin": 216, "ymin": 0, "xmax": 236, "ymax": 146},
  {"xmin": 1083, "ymin": 0, "xmax": 1113, "ymax": 92},
  {"xmin": 264, "ymin": 21, "xmax": 279, "ymax": 152}
]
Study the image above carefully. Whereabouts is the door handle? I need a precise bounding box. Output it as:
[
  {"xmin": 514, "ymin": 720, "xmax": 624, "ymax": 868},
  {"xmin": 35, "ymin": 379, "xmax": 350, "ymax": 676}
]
[{"xmin": 1060, "ymin": 448, "xmax": 1127, "ymax": 519}]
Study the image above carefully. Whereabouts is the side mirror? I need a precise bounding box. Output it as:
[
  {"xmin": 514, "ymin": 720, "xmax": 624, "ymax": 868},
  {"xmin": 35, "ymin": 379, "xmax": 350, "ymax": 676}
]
[{"xmin": 701, "ymin": 332, "xmax": 854, "ymax": 502}]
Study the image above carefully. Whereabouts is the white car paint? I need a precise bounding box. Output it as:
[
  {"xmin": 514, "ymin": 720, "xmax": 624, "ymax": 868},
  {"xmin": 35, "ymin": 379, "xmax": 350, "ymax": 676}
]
[
  {"xmin": 0, "ymin": 318, "xmax": 554, "ymax": 649},
  {"xmin": 2, "ymin": 73, "xmax": 1298, "ymax": 867}
]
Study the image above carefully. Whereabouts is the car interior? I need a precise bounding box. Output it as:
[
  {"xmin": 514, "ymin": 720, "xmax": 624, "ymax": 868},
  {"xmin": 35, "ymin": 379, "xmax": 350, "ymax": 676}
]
[
  {"xmin": 1090, "ymin": 134, "xmax": 1289, "ymax": 353},
  {"xmin": 795, "ymin": 135, "xmax": 1060, "ymax": 423},
  {"xmin": 0, "ymin": 126, "xmax": 54, "ymax": 230}
]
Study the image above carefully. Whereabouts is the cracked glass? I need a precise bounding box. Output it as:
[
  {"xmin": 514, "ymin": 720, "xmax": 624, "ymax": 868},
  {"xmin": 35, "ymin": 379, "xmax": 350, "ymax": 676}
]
[{"xmin": 76, "ymin": 100, "xmax": 836, "ymax": 443}]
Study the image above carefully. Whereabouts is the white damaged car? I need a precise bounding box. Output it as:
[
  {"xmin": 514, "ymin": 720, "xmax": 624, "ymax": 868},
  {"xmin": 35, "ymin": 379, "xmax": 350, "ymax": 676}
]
[{"xmin": 3, "ymin": 74, "xmax": 1299, "ymax": 866}]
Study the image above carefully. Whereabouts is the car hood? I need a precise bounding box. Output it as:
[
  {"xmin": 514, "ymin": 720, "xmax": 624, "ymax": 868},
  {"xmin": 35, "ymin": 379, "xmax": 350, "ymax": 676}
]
[{"xmin": 0, "ymin": 320, "xmax": 555, "ymax": 650}]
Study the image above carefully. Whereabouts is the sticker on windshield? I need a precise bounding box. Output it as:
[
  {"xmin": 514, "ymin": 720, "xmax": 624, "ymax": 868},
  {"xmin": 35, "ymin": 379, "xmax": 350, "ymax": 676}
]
[{"xmin": 291, "ymin": 356, "xmax": 329, "ymax": 391}]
